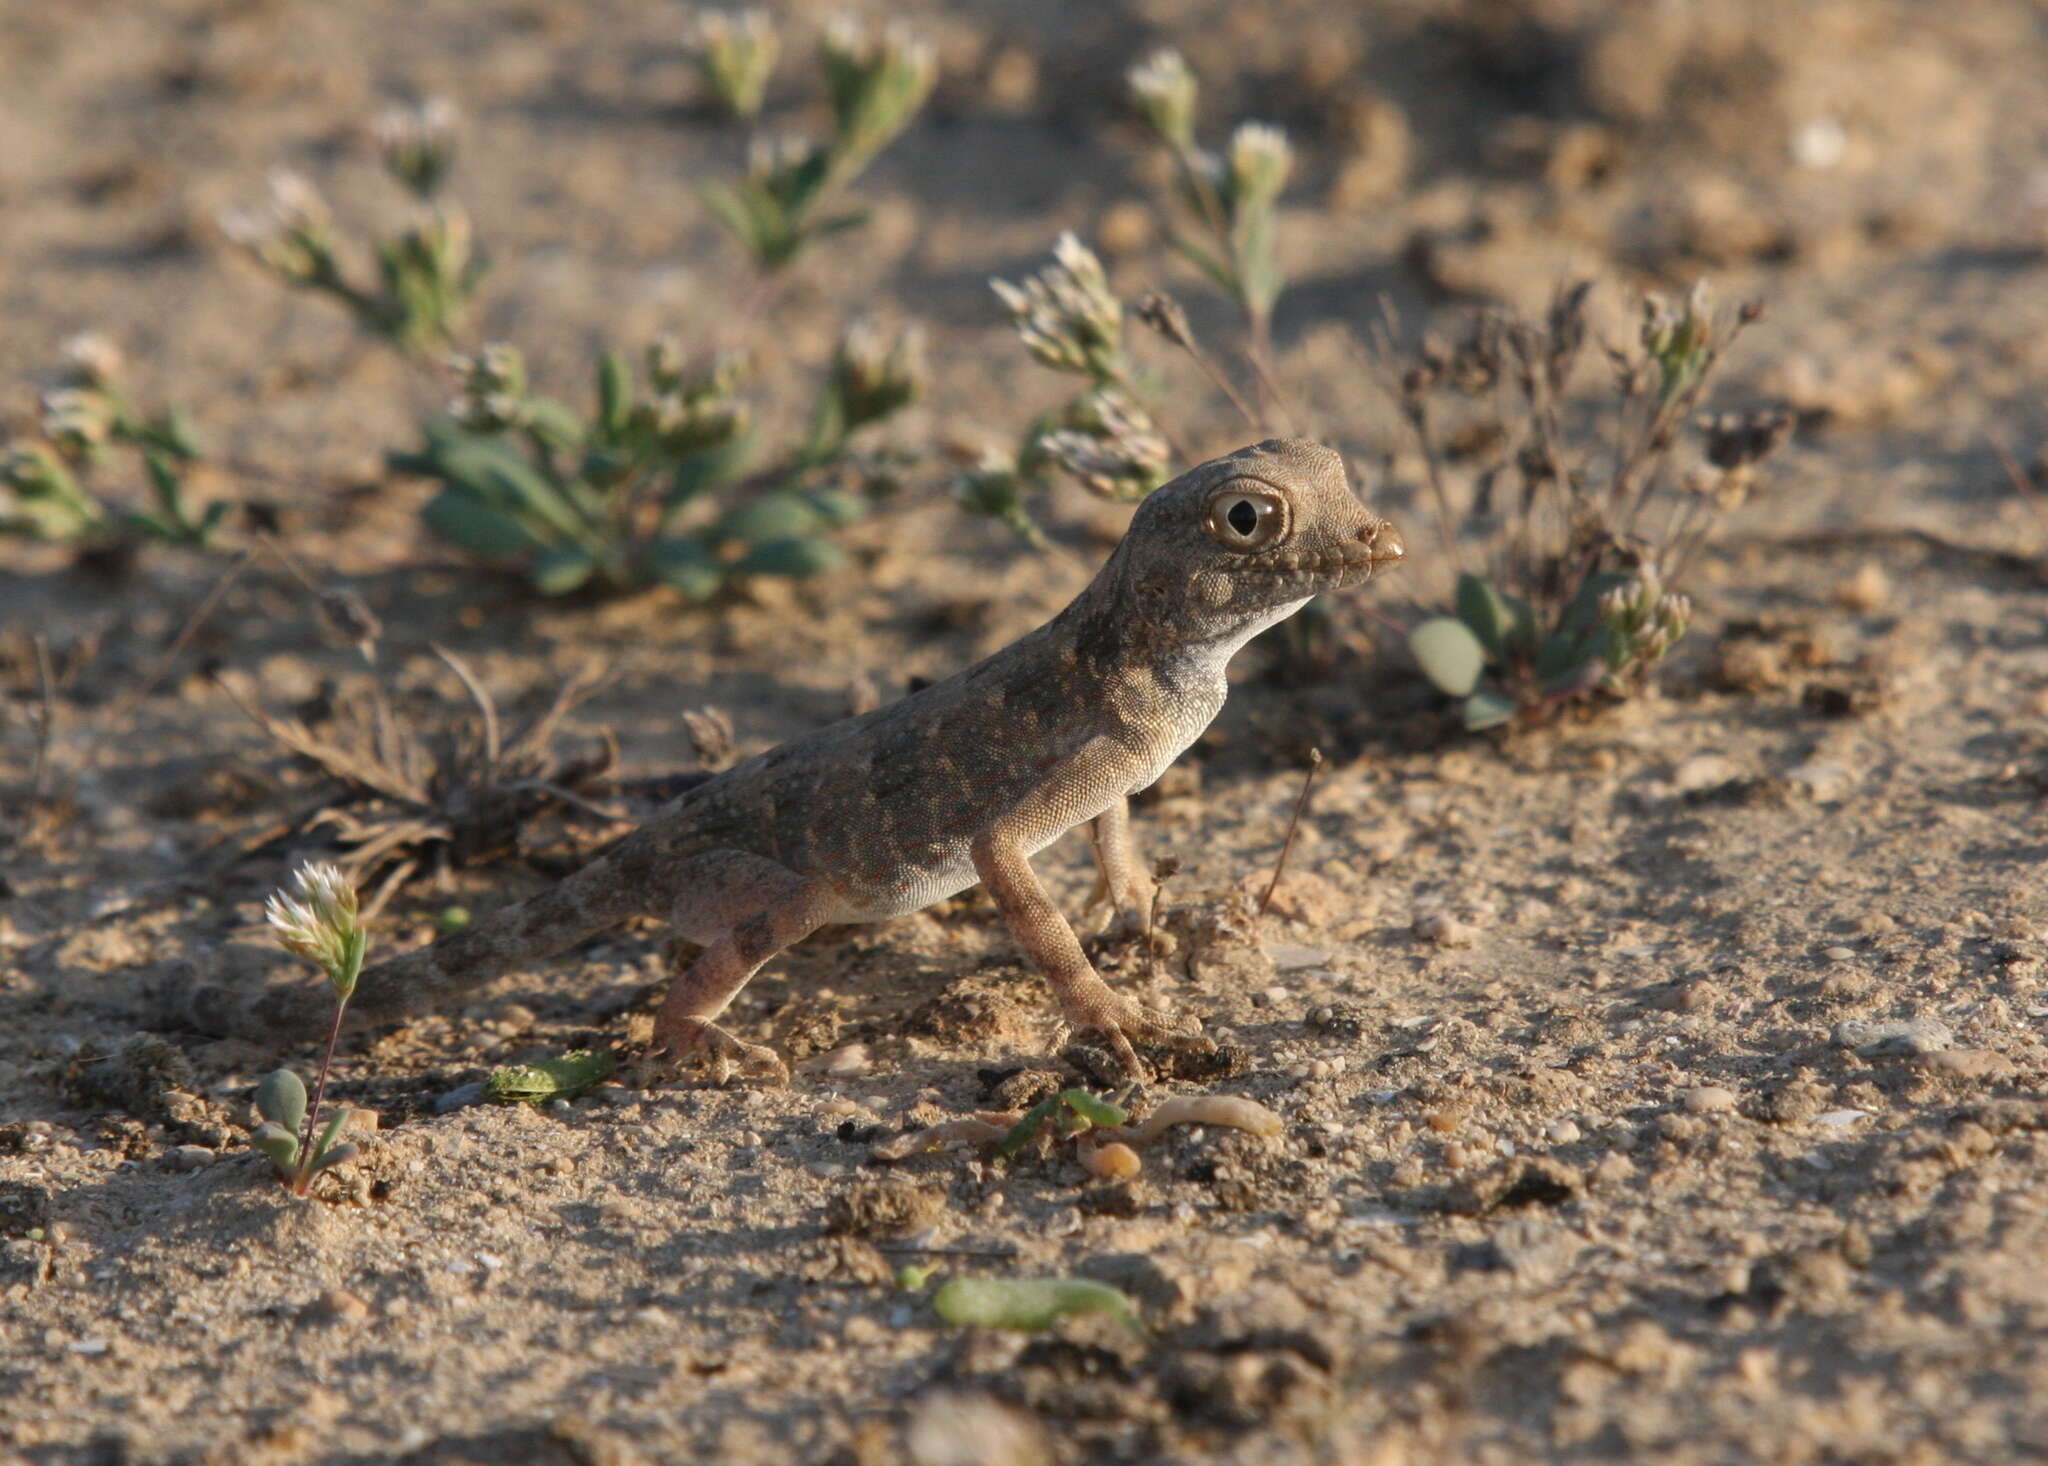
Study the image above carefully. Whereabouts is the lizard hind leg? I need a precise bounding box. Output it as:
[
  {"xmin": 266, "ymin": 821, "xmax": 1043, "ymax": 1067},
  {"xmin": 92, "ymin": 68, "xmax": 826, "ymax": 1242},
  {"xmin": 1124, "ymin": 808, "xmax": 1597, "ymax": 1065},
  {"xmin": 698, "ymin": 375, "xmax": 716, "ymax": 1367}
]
[
  {"xmin": 1085, "ymin": 797, "xmax": 1157, "ymax": 938},
  {"xmin": 648, "ymin": 850, "xmax": 832, "ymax": 1086}
]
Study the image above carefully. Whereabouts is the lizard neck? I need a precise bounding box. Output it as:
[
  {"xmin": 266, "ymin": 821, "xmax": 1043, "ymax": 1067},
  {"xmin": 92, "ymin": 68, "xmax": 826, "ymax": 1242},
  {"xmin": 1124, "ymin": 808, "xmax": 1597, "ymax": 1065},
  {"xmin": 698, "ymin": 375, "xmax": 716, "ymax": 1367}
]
[{"xmin": 1048, "ymin": 544, "xmax": 1303, "ymax": 784}]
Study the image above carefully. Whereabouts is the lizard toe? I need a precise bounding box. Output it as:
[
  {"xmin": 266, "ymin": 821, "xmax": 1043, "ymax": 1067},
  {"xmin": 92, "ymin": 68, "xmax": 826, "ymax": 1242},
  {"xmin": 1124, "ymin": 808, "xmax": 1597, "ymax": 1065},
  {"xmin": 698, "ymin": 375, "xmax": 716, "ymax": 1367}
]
[{"xmin": 649, "ymin": 1016, "xmax": 790, "ymax": 1087}]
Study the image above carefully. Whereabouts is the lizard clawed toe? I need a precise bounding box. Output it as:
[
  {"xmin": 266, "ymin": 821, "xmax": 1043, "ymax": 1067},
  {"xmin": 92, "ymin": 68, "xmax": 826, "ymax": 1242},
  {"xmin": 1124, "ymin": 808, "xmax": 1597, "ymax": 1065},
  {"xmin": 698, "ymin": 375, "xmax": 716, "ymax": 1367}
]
[
  {"xmin": 649, "ymin": 1016, "xmax": 790, "ymax": 1087},
  {"xmin": 1058, "ymin": 989, "xmax": 1211, "ymax": 1079}
]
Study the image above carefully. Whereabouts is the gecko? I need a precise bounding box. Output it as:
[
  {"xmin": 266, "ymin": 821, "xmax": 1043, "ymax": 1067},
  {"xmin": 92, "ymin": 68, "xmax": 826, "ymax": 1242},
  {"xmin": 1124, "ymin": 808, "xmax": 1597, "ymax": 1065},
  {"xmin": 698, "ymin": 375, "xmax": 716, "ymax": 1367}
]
[{"xmin": 195, "ymin": 438, "xmax": 1404, "ymax": 1079}]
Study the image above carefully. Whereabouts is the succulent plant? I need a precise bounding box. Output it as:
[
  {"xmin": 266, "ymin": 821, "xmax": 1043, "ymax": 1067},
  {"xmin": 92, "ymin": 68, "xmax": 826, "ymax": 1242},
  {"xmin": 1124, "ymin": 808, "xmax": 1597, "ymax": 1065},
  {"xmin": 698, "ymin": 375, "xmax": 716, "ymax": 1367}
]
[
  {"xmin": 396, "ymin": 325, "xmax": 918, "ymax": 600},
  {"xmin": 0, "ymin": 335, "xmax": 224, "ymax": 549}
]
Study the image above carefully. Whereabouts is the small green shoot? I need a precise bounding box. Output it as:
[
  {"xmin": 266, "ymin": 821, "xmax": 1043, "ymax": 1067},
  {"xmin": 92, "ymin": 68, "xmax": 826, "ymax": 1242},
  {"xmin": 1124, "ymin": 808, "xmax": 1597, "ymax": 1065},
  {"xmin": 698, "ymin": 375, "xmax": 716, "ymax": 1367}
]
[
  {"xmin": 702, "ymin": 18, "xmax": 934, "ymax": 274},
  {"xmin": 685, "ymin": 9, "xmax": 780, "ymax": 120},
  {"xmin": 895, "ymin": 1263, "xmax": 939, "ymax": 1293},
  {"xmin": 932, "ymin": 1277, "xmax": 1141, "ymax": 1333},
  {"xmin": 221, "ymin": 99, "xmax": 483, "ymax": 353},
  {"xmin": 257, "ymin": 863, "xmax": 369, "ymax": 1196},
  {"xmin": 0, "ymin": 334, "xmax": 223, "ymax": 549},
  {"xmin": 395, "ymin": 325, "xmax": 918, "ymax": 599},
  {"xmin": 994, "ymin": 1088, "xmax": 1131, "ymax": 1163},
  {"xmin": 484, "ymin": 1050, "xmax": 616, "ymax": 1104}
]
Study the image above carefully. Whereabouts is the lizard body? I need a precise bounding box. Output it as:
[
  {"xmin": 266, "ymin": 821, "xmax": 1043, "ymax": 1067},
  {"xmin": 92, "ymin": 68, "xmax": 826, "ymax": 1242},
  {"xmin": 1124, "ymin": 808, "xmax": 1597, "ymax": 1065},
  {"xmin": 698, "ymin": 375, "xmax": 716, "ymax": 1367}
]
[{"xmin": 215, "ymin": 438, "xmax": 1402, "ymax": 1077}]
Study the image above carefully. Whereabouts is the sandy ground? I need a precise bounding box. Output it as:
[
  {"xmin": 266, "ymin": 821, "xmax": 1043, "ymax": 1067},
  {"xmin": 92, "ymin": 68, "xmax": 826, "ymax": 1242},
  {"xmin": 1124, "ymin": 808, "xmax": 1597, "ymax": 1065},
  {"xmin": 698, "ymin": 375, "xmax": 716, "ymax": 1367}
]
[{"xmin": 4, "ymin": 2, "xmax": 2048, "ymax": 1462}]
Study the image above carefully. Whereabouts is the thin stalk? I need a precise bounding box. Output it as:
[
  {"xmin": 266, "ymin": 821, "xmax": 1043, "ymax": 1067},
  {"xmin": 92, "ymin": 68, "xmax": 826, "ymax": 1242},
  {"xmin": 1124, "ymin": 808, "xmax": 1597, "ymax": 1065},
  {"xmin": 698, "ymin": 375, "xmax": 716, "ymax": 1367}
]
[
  {"xmin": 295, "ymin": 994, "xmax": 349, "ymax": 1196},
  {"xmin": 1258, "ymin": 748, "xmax": 1323, "ymax": 919}
]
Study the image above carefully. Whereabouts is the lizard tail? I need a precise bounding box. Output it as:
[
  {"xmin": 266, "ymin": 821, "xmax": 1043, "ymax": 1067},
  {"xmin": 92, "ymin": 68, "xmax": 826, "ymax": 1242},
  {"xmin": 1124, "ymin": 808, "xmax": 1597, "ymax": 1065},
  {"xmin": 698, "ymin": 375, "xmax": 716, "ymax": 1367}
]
[{"xmin": 348, "ymin": 839, "xmax": 656, "ymax": 1026}]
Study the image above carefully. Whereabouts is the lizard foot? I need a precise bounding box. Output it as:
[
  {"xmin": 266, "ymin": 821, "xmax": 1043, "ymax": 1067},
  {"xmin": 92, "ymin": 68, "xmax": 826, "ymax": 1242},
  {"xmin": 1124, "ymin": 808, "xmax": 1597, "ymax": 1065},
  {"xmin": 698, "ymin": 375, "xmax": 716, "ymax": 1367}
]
[
  {"xmin": 1058, "ymin": 986, "xmax": 1212, "ymax": 1080},
  {"xmin": 649, "ymin": 1015, "xmax": 790, "ymax": 1087}
]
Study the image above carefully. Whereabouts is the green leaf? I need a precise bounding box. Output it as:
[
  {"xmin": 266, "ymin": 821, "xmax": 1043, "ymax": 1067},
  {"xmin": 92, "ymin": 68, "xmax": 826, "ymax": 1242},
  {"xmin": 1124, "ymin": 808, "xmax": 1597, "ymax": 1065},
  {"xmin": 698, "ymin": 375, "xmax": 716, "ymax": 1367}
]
[
  {"xmin": 249, "ymin": 1122, "xmax": 299, "ymax": 1173},
  {"xmin": 531, "ymin": 545, "xmax": 600, "ymax": 596},
  {"xmin": 483, "ymin": 1049, "xmax": 616, "ymax": 1103},
  {"xmin": 1454, "ymin": 574, "xmax": 1515, "ymax": 661},
  {"xmin": 523, "ymin": 397, "xmax": 586, "ymax": 456},
  {"xmin": 310, "ymin": 1141, "xmax": 361, "ymax": 1174},
  {"xmin": 664, "ymin": 433, "xmax": 753, "ymax": 518},
  {"xmin": 732, "ymin": 536, "xmax": 844, "ymax": 578},
  {"xmin": 1059, "ymin": 1090, "xmax": 1129, "ymax": 1128},
  {"xmin": 1534, "ymin": 627, "xmax": 1598, "ymax": 684},
  {"xmin": 1462, "ymin": 688, "xmax": 1519, "ymax": 731},
  {"xmin": 804, "ymin": 487, "xmax": 869, "ymax": 527},
  {"xmin": 255, "ymin": 1069, "xmax": 307, "ymax": 1133},
  {"xmin": 1409, "ymin": 617, "xmax": 1486, "ymax": 697},
  {"xmin": 648, "ymin": 537, "xmax": 725, "ymax": 600},
  {"xmin": 311, "ymin": 1108, "xmax": 351, "ymax": 1166},
  {"xmin": 715, "ymin": 492, "xmax": 827, "ymax": 545},
  {"xmin": 596, "ymin": 352, "xmax": 632, "ymax": 444},
  {"xmin": 422, "ymin": 491, "xmax": 552, "ymax": 558},
  {"xmin": 933, "ymin": 1277, "xmax": 1140, "ymax": 1333}
]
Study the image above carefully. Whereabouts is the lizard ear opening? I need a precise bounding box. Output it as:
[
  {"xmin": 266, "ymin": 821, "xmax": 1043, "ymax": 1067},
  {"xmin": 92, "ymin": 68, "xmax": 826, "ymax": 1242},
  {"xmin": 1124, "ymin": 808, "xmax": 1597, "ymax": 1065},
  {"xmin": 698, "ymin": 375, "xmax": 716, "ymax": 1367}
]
[{"xmin": 1203, "ymin": 482, "xmax": 1289, "ymax": 552}]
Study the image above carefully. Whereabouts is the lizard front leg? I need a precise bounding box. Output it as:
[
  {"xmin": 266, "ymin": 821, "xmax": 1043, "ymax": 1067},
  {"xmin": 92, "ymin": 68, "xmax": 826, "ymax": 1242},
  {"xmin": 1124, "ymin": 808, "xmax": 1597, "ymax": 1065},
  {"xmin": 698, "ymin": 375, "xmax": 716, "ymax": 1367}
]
[
  {"xmin": 650, "ymin": 850, "xmax": 833, "ymax": 1084},
  {"xmin": 971, "ymin": 740, "xmax": 1209, "ymax": 1078},
  {"xmin": 1084, "ymin": 796, "xmax": 1156, "ymax": 936}
]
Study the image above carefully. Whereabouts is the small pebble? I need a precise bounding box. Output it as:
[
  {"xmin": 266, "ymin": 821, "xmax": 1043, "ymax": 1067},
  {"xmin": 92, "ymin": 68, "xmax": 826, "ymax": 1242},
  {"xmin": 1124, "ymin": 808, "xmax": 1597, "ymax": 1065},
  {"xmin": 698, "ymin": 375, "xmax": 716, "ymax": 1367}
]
[
  {"xmin": 1832, "ymin": 1017, "xmax": 1953, "ymax": 1056},
  {"xmin": 1681, "ymin": 1086, "xmax": 1737, "ymax": 1115},
  {"xmin": 1815, "ymin": 1109, "xmax": 1869, "ymax": 1128},
  {"xmin": 1546, "ymin": 1120, "xmax": 1582, "ymax": 1144},
  {"xmin": 310, "ymin": 1288, "xmax": 371, "ymax": 1323},
  {"xmin": 163, "ymin": 1145, "xmax": 216, "ymax": 1172},
  {"xmin": 435, "ymin": 1082, "xmax": 487, "ymax": 1113},
  {"xmin": 1834, "ymin": 562, "xmax": 1890, "ymax": 612},
  {"xmin": 1258, "ymin": 985, "xmax": 1291, "ymax": 1008},
  {"xmin": 1413, "ymin": 912, "xmax": 1476, "ymax": 949},
  {"xmin": 1671, "ymin": 753, "xmax": 1740, "ymax": 794}
]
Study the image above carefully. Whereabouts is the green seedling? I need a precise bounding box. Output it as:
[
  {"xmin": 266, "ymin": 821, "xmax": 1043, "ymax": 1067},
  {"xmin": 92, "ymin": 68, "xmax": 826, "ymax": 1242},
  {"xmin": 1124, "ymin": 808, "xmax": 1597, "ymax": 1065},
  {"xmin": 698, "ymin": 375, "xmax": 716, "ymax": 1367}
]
[
  {"xmin": 895, "ymin": 1263, "xmax": 939, "ymax": 1293},
  {"xmin": 702, "ymin": 18, "xmax": 934, "ymax": 273},
  {"xmin": 222, "ymin": 99, "xmax": 484, "ymax": 353},
  {"xmin": 396, "ymin": 328, "xmax": 917, "ymax": 599},
  {"xmin": 0, "ymin": 335, "xmax": 224, "ymax": 549},
  {"xmin": 484, "ymin": 1050, "xmax": 615, "ymax": 1103},
  {"xmin": 994, "ymin": 1088, "xmax": 1131, "ymax": 1163},
  {"xmin": 1127, "ymin": 49, "xmax": 1292, "ymax": 355},
  {"xmin": 685, "ymin": 9, "xmax": 780, "ymax": 120},
  {"xmin": 256, "ymin": 863, "xmax": 369, "ymax": 1196},
  {"xmin": 932, "ymin": 1277, "xmax": 1141, "ymax": 1333}
]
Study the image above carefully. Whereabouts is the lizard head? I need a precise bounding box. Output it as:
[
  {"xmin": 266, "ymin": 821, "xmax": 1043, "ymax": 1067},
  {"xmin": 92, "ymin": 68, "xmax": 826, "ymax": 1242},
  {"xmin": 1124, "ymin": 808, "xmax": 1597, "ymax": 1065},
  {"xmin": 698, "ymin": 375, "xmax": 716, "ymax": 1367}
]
[{"xmin": 1111, "ymin": 437, "xmax": 1404, "ymax": 641}]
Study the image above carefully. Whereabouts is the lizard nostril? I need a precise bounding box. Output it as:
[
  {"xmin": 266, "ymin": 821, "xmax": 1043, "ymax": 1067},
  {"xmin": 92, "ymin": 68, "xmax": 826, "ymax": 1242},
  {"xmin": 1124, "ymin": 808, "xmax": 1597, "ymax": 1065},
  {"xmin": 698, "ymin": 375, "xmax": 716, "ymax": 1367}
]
[{"xmin": 1360, "ymin": 519, "xmax": 1405, "ymax": 562}]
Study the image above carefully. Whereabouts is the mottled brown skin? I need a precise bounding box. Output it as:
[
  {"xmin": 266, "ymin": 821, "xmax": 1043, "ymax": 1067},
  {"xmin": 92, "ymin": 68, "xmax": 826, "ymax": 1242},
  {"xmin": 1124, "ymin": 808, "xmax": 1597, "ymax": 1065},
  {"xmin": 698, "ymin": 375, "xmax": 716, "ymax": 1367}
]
[{"xmin": 295, "ymin": 439, "xmax": 1401, "ymax": 1078}]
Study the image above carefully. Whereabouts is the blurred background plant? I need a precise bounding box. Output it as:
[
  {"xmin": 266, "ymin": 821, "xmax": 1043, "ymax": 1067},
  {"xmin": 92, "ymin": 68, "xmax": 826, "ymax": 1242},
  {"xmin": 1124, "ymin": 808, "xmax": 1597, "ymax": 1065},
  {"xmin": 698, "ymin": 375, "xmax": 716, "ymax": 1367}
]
[
  {"xmin": 220, "ymin": 97, "xmax": 483, "ymax": 354},
  {"xmin": 1388, "ymin": 282, "xmax": 1792, "ymax": 729},
  {"xmin": 698, "ymin": 15, "xmax": 935, "ymax": 276},
  {"xmin": 0, "ymin": 333, "xmax": 221, "ymax": 549},
  {"xmin": 391, "ymin": 319, "xmax": 922, "ymax": 599},
  {"xmin": 685, "ymin": 9, "xmax": 780, "ymax": 121},
  {"xmin": 956, "ymin": 48, "xmax": 1294, "ymax": 545}
]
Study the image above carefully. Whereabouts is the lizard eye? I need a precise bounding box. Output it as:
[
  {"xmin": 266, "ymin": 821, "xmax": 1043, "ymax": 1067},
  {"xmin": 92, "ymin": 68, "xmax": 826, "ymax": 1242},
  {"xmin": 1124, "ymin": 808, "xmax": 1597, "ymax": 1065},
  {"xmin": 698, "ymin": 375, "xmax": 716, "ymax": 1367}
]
[{"xmin": 1204, "ymin": 484, "xmax": 1288, "ymax": 552}]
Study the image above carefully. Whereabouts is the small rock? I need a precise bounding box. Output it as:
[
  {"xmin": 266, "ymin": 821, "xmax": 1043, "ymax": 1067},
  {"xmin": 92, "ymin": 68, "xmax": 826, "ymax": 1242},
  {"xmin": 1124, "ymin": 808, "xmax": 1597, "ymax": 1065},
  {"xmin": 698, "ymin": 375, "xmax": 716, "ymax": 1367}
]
[
  {"xmin": 1834, "ymin": 562, "xmax": 1890, "ymax": 613},
  {"xmin": 1413, "ymin": 912, "xmax": 1475, "ymax": 949},
  {"xmin": 434, "ymin": 1082, "xmax": 487, "ymax": 1113},
  {"xmin": 163, "ymin": 1144, "xmax": 216, "ymax": 1171},
  {"xmin": 1681, "ymin": 1086, "xmax": 1737, "ymax": 1115},
  {"xmin": 1833, "ymin": 1017, "xmax": 1952, "ymax": 1057},
  {"xmin": 1785, "ymin": 761, "xmax": 1856, "ymax": 803},
  {"xmin": 307, "ymin": 1288, "xmax": 371, "ymax": 1323},
  {"xmin": 1545, "ymin": 1120, "xmax": 1582, "ymax": 1145},
  {"xmin": 1815, "ymin": 1109, "xmax": 1869, "ymax": 1128},
  {"xmin": 1671, "ymin": 753, "xmax": 1740, "ymax": 794},
  {"xmin": 1265, "ymin": 943, "xmax": 1332, "ymax": 973},
  {"xmin": 1257, "ymin": 985, "xmax": 1291, "ymax": 1008}
]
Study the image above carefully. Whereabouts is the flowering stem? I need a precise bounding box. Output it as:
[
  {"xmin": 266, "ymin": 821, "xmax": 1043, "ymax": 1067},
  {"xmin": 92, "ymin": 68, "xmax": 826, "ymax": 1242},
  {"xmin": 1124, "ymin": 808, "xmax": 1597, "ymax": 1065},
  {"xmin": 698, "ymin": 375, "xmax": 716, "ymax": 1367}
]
[{"xmin": 294, "ymin": 991, "xmax": 349, "ymax": 1195}]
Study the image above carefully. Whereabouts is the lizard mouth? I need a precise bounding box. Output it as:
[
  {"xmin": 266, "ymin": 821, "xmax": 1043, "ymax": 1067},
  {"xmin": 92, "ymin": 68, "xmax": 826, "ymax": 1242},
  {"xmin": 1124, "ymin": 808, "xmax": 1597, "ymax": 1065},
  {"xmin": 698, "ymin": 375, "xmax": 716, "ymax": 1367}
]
[{"xmin": 1245, "ymin": 519, "xmax": 1406, "ymax": 578}]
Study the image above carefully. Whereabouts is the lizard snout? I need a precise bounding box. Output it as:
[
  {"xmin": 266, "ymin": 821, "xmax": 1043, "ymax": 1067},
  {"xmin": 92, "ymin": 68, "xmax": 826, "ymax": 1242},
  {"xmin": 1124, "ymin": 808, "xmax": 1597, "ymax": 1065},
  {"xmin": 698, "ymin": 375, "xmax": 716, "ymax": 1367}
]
[{"xmin": 1358, "ymin": 517, "xmax": 1405, "ymax": 566}]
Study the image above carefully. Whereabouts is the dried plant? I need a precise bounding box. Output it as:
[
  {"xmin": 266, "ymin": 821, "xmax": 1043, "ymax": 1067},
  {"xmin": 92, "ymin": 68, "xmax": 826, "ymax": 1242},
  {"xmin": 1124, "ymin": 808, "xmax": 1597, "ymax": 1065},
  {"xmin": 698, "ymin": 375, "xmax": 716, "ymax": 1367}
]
[
  {"xmin": 702, "ymin": 18, "xmax": 934, "ymax": 274},
  {"xmin": 220, "ymin": 98, "xmax": 483, "ymax": 353},
  {"xmin": 217, "ymin": 624, "xmax": 621, "ymax": 904},
  {"xmin": 0, "ymin": 334, "xmax": 221, "ymax": 548},
  {"xmin": 393, "ymin": 319, "xmax": 921, "ymax": 598},
  {"xmin": 1381, "ymin": 281, "xmax": 1790, "ymax": 728}
]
